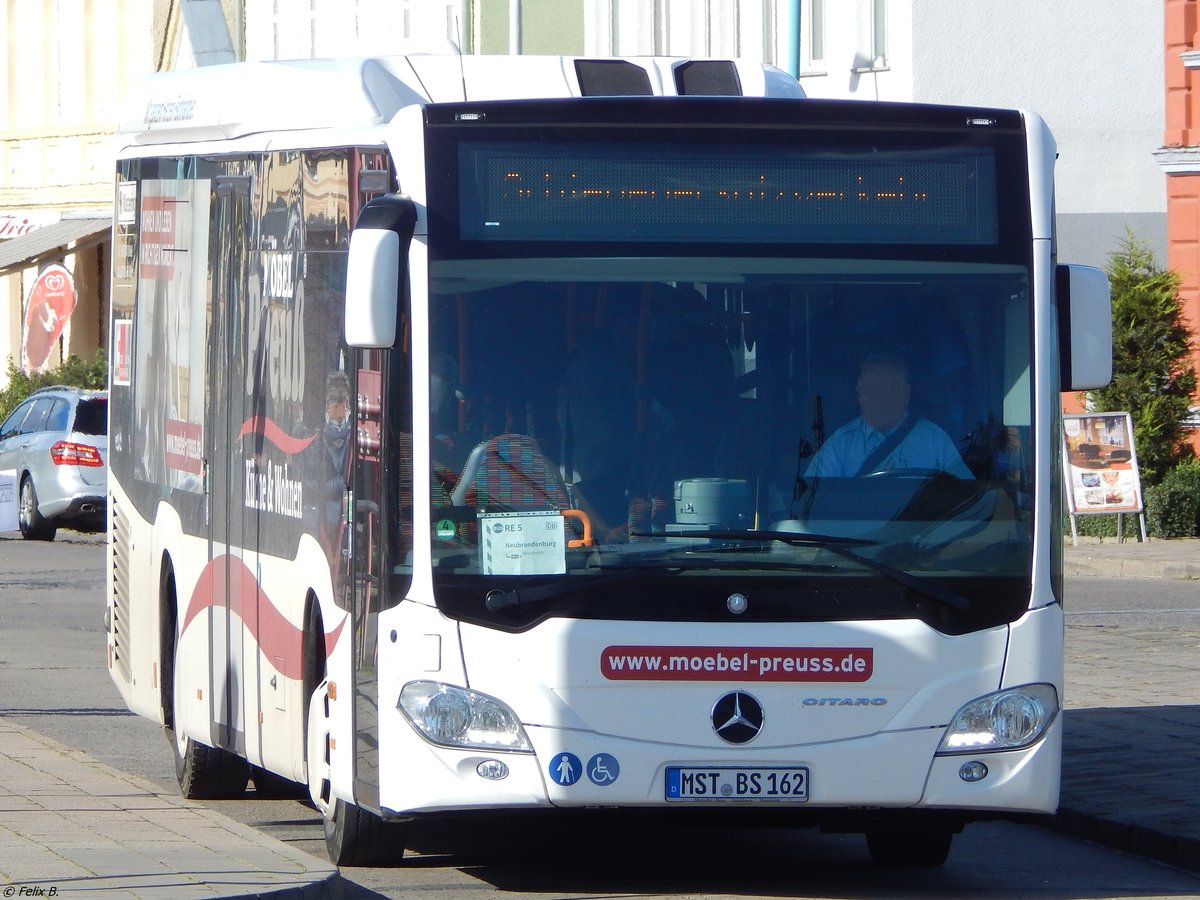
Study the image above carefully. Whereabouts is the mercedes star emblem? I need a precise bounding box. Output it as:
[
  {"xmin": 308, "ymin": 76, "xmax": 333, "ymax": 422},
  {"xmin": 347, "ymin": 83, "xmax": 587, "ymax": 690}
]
[{"xmin": 711, "ymin": 691, "xmax": 764, "ymax": 744}]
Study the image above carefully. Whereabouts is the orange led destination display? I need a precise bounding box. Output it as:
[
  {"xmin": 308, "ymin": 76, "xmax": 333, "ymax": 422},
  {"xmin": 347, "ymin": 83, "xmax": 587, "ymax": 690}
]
[{"xmin": 459, "ymin": 143, "xmax": 997, "ymax": 245}]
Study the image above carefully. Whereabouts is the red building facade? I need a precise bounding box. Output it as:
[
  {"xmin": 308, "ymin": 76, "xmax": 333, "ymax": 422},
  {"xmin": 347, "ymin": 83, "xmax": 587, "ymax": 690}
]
[{"xmin": 1160, "ymin": 0, "xmax": 1200, "ymax": 440}]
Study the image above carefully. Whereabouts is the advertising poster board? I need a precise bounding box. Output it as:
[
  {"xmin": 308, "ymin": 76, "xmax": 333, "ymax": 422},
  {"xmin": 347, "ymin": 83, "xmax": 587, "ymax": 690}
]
[
  {"xmin": 1062, "ymin": 412, "xmax": 1146, "ymax": 542},
  {"xmin": 0, "ymin": 470, "xmax": 16, "ymax": 532},
  {"xmin": 23, "ymin": 264, "xmax": 78, "ymax": 373}
]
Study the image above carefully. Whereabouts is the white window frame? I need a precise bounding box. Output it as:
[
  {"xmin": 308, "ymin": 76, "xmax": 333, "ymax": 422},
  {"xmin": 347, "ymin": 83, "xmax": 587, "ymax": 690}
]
[
  {"xmin": 853, "ymin": 0, "xmax": 888, "ymax": 72},
  {"xmin": 800, "ymin": 0, "xmax": 826, "ymax": 76}
]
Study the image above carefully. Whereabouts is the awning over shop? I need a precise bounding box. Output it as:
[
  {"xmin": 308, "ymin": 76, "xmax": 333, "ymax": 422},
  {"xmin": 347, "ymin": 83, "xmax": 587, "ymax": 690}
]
[{"xmin": 0, "ymin": 215, "xmax": 111, "ymax": 277}]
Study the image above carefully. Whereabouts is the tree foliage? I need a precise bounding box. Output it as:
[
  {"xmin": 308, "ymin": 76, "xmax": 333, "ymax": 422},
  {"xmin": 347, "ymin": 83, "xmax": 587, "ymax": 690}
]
[
  {"xmin": 0, "ymin": 350, "xmax": 108, "ymax": 424},
  {"xmin": 1086, "ymin": 235, "xmax": 1197, "ymax": 485}
]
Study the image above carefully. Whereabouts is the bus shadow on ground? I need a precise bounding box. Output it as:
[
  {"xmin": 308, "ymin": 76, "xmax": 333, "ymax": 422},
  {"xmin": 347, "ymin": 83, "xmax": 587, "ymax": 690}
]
[{"xmin": 1054, "ymin": 704, "xmax": 1200, "ymax": 872}]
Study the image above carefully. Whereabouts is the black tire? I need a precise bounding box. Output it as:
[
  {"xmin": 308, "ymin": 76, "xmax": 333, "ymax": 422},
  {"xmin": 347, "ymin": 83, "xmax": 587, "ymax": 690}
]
[
  {"xmin": 18, "ymin": 476, "xmax": 56, "ymax": 541},
  {"xmin": 162, "ymin": 572, "xmax": 250, "ymax": 801},
  {"xmin": 172, "ymin": 730, "xmax": 251, "ymax": 800},
  {"xmin": 303, "ymin": 598, "xmax": 404, "ymax": 866},
  {"xmin": 324, "ymin": 797, "xmax": 406, "ymax": 866},
  {"xmin": 865, "ymin": 829, "xmax": 954, "ymax": 867}
]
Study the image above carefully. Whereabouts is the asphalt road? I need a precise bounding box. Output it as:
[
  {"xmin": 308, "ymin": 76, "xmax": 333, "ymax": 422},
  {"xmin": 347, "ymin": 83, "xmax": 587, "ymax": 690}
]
[{"xmin": 3, "ymin": 532, "xmax": 1200, "ymax": 898}]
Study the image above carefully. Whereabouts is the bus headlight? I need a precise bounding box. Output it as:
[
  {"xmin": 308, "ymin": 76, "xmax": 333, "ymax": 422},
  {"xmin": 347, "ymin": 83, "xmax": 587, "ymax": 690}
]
[
  {"xmin": 398, "ymin": 681, "xmax": 533, "ymax": 752},
  {"xmin": 936, "ymin": 684, "xmax": 1058, "ymax": 754}
]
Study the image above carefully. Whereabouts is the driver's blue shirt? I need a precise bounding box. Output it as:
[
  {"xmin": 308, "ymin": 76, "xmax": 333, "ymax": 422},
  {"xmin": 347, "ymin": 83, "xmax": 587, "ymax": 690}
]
[{"xmin": 806, "ymin": 414, "xmax": 973, "ymax": 479}]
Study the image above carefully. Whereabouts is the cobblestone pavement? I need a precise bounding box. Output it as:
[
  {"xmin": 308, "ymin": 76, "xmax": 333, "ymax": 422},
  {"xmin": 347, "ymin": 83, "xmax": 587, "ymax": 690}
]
[
  {"xmin": 1057, "ymin": 537, "xmax": 1200, "ymax": 871},
  {"xmin": 0, "ymin": 537, "xmax": 1196, "ymax": 896}
]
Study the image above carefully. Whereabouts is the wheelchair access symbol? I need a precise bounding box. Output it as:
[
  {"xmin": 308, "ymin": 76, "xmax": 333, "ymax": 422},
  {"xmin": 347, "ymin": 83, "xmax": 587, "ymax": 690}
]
[{"xmin": 587, "ymin": 753, "xmax": 620, "ymax": 786}]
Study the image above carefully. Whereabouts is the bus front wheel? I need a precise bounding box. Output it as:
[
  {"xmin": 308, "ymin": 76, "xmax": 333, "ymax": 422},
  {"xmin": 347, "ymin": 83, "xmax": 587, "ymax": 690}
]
[
  {"xmin": 172, "ymin": 729, "xmax": 251, "ymax": 800},
  {"xmin": 324, "ymin": 797, "xmax": 406, "ymax": 866},
  {"xmin": 167, "ymin": 632, "xmax": 250, "ymax": 800}
]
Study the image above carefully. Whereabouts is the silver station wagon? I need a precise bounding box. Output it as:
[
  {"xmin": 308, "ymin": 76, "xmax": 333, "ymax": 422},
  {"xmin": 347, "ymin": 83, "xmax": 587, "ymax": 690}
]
[{"xmin": 0, "ymin": 385, "xmax": 107, "ymax": 540}]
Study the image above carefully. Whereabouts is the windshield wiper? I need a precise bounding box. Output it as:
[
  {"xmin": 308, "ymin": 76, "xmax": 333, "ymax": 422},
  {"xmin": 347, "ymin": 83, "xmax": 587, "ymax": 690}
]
[
  {"xmin": 637, "ymin": 529, "xmax": 970, "ymax": 612},
  {"xmin": 484, "ymin": 568, "xmax": 660, "ymax": 611},
  {"xmin": 487, "ymin": 529, "xmax": 969, "ymax": 613}
]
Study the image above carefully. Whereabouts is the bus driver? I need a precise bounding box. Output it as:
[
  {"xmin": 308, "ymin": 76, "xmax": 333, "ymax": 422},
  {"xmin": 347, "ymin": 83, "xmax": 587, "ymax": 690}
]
[{"xmin": 806, "ymin": 354, "xmax": 973, "ymax": 479}]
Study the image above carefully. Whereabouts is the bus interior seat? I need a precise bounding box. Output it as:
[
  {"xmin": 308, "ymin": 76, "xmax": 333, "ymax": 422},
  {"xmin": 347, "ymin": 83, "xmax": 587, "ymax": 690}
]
[{"xmin": 452, "ymin": 433, "xmax": 586, "ymax": 542}]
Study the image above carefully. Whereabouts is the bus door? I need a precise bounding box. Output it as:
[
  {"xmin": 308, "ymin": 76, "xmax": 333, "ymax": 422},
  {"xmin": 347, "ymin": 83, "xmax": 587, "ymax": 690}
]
[
  {"xmin": 207, "ymin": 169, "xmax": 258, "ymax": 759},
  {"xmin": 350, "ymin": 354, "xmax": 386, "ymax": 808}
]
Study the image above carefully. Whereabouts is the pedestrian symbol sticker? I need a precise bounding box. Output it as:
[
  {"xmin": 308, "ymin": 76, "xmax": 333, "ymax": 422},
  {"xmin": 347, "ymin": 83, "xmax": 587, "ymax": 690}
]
[
  {"xmin": 550, "ymin": 752, "xmax": 582, "ymax": 786},
  {"xmin": 587, "ymin": 753, "xmax": 620, "ymax": 786}
]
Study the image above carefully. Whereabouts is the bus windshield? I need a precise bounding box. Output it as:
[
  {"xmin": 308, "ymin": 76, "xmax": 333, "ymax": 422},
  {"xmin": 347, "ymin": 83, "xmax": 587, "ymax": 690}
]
[
  {"xmin": 419, "ymin": 103, "xmax": 1036, "ymax": 634},
  {"xmin": 426, "ymin": 257, "xmax": 1033, "ymax": 634}
]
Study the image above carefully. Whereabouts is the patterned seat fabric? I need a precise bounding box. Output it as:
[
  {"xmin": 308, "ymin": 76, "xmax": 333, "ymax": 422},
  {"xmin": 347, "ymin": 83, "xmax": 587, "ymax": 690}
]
[
  {"xmin": 461, "ymin": 433, "xmax": 591, "ymax": 545},
  {"xmin": 473, "ymin": 434, "xmax": 572, "ymax": 511}
]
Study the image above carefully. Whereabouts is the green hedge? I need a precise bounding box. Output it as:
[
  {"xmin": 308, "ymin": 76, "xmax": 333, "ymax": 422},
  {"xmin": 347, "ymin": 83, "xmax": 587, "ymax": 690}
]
[
  {"xmin": 1066, "ymin": 512, "xmax": 1122, "ymax": 539},
  {"xmin": 1145, "ymin": 457, "xmax": 1200, "ymax": 538},
  {"xmin": 1068, "ymin": 457, "xmax": 1200, "ymax": 540},
  {"xmin": 0, "ymin": 351, "xmax": 107, "ymax": 424}
]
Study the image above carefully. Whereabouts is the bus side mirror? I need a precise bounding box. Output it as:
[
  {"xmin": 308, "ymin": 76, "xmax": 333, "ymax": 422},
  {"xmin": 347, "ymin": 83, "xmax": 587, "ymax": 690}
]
[
  {"xmin": 345, "ymin": 194, "xmax": 417, "ymax": 348},
  {"xmin": 1057, "ymin": 263, "xmax": 1112, "ymax": 392}
]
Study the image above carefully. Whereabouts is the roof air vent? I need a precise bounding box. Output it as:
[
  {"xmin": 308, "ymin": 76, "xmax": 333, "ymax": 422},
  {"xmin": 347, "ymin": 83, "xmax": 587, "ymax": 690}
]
[
  {"xmin": 674, "ymin": 60, "xmax": 742, "ymax": 96},
  {"xmin": 574, "ymin": 59, "xmax": 653, "ymax": 96}
]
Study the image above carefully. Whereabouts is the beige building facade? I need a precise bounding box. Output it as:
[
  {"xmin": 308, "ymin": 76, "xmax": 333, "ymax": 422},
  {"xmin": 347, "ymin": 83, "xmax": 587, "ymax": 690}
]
[
  {"xmin": 0, "ymin": 1, "xmax": 1166, "ymax": 392},
  {"xmin": 0, "ymin": 0, "xmax": 152, "ymax": 383},
  {"xmin": 0, "ymin": 0, "xmax": 249, "ymax": 386}
]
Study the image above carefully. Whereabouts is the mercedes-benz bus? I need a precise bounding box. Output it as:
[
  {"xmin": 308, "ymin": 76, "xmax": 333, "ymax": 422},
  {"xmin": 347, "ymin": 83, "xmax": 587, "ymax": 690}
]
[{"xmin": 105, "ymin": 53, "xmax": 1111, "ymax": 867}]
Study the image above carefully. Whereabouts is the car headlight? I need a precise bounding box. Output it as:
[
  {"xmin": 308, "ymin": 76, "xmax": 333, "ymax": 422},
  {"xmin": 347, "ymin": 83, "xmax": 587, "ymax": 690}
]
[
  {"xmin": 398, "ymin": 681, "xmax": 533, "ymax": 752},
  {"xmin": 937, "ymin": 684, "xmax": 1059, "ymax": 754}
]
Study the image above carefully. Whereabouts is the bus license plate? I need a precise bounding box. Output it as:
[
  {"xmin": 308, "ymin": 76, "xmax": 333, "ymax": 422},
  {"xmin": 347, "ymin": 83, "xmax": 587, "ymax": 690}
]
[{"xmin": 664, "ymin": 767, "xmax": 808, "ymax": 801}]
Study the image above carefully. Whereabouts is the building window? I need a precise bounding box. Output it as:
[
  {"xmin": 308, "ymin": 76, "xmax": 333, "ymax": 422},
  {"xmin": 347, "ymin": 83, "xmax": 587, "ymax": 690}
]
[
  {"xmin": 268, "ymin": 0, "xmax": 319, "ymax": 59},
  {"xmin": 853, "ymin": 0, "xmax": 888, "ymax": 72},
  {"xmin": 801, "ymin": 0, "xmax": 825, "ymax": 74},
  {"xmin": 873, "ymin": 0, "xmax": 892, "ymax": 66},
  {"xmin": 872, "ymin": 0, "xmax": 887, "ymax": 67}
]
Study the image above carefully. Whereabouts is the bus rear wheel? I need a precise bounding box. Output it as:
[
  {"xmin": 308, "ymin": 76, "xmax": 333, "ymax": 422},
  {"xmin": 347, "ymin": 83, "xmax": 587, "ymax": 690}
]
[{"xmin": 324, "ymin": 797, "xmax": 406, "ymax": 866}]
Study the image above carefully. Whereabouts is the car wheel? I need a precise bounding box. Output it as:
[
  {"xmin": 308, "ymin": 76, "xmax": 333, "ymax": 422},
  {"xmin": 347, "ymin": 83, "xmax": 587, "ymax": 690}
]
[{"xmin": 18, "ymin": 476, "xmax": 56, "ymax": 541}]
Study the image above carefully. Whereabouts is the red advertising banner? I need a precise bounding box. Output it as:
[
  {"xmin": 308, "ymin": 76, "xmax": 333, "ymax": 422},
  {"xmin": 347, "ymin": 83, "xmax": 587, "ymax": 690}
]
[
  {"xmin": 140, "ymin": 195, "xmax": 177, "ymax": 278},
  {"xmin": 601, "ymin": 645, "xmax": 874, "ymax": 682},
  {"xmin": 111, "ymin": 319, "xmax": 132, "ymax": 386},
  {"xmin": 164, "ymin": 418, "xmax": 204, "ymax": 476},
  {"xmin": 23, "ymin": 264, "xmax": 77, "ymax": 373}
]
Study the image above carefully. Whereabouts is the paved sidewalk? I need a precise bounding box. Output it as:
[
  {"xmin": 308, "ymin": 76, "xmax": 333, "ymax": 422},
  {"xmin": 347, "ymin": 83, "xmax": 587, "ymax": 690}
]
[
  {"xmin": 0, "ymin": 721, "xmax": 338, "ymax": 899},
  {"xmin": 1056, "ymin": 535, "xmax": 1200, "ymax": 872},
  {"xmin": 1064, "ymin": 533, "xmax": 1200, "ymax": 580},
  {"xmin": 0, "ymin": 537, "xmax": 1195, "ymax": 896}
]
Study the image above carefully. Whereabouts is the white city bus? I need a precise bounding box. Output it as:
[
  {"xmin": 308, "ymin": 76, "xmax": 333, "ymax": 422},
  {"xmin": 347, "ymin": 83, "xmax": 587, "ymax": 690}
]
[{"xmin": 105, "ymin": 53, "xmax": 1111, "ymax": 867}]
